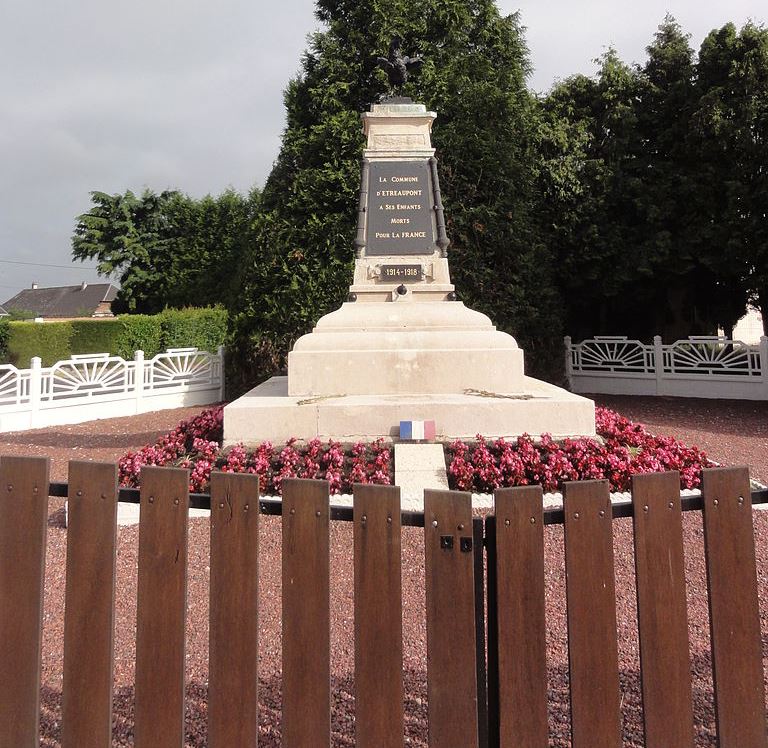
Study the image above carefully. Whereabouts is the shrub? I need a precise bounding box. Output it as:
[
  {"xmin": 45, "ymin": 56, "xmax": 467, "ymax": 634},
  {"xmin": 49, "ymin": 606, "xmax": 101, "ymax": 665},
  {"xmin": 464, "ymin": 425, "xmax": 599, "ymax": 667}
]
[
  {"xmin": 114, "ymin": 315, "xmax": 164, "ymax": 358},
  {"xmin": 7, "ymin": 321, "xmax": 74, "ymax": 366},
  {"xmin": 0, "ymin": 318, "xmax": 9, "ymax": 361},
  {"xmin": 5, "ymin": 308, "xmax": 36, "ymax": 321},
  {"xmin": 0, "ymin": 307, "xmax": 228, "ymax": 366},
  {"xmin": 69, "ymin": 318, "xmax": 124, "ymax": 355},
  {"xmin": 159, "ymin": 306, "xmax": 227, "ymax": 352}
]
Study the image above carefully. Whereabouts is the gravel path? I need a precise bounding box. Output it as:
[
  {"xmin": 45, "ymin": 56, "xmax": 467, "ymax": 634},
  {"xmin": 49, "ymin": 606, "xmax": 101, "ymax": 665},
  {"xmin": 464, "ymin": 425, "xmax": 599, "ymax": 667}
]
[{"xmin": 2, "ymin": 397, "xmax": 767, "ymax": 746}]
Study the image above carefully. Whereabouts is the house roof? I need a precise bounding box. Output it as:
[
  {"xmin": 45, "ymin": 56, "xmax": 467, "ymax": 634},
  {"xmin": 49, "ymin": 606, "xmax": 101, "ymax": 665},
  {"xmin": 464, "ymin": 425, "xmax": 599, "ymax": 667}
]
[
  {"xmin": 1, "ymin": 283, "xmax": 118, "ymax": 318},
  {"xmin": 0, "ymin": 304, "xmax": 7, "ymax": 317}
]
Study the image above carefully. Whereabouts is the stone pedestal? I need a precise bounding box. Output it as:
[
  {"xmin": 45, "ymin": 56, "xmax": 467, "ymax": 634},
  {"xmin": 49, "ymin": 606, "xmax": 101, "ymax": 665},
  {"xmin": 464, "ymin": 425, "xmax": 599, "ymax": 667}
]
[
  {"xmin": 224, "ymin": 100, "xmax": 595, "ymax": 446},
  {"xmin": 287, "ymin": 301, "xmax": 524, "ymax": 396}
]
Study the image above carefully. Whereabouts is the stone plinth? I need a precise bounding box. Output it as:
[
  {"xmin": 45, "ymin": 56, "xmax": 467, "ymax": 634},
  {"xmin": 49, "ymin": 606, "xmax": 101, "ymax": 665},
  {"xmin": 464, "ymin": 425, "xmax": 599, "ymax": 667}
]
[
  {"xmin": 287, "ymin": 301, "xmax": 524, "ymax": 397},
  {"xmin": 224, "ymin": 376, "xmax": 594, "ymax": 446}
]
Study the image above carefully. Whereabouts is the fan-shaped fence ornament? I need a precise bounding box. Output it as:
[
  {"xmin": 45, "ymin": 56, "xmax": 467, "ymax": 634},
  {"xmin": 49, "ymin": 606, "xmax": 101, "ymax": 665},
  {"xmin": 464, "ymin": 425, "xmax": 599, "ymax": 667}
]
[
  {"xmin": 43, "ymin": 355, "xmax": 131, "ymax": 401},
  {"xmin": 148, "ymin": 348, "xmax": 215, "ymax": 391},
  {"xmin": 665, "ymin": 337, "xmax": 760, "ymax": 377},
  {"xmin": 573, "ymin": 336, "xmax": 652, "ymax": 374}
]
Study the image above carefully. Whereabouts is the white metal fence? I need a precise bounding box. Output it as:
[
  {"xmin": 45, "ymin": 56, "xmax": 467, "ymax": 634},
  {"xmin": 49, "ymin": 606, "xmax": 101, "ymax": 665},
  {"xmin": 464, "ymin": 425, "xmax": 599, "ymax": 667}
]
[
  {"xmin": 0, "ymin": 347, "xmax": 224, "ymax": 432},
  {"xmin": 565, "ymin": 335, "xmax": 768, "ymax": 400}
]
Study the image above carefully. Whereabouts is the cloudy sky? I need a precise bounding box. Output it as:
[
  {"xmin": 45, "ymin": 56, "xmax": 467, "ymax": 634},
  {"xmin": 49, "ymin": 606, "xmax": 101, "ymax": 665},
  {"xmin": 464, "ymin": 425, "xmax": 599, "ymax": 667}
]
[{"xmin": 0, "ymin": 0, "xmax": 764, "ymax": 304}]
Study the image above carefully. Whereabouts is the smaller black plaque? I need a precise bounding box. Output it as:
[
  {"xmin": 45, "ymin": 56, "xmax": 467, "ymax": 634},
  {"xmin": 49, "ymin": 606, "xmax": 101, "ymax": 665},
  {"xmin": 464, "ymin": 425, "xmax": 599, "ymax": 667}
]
[{"xmin": 380, "ymin": 264, "xmax": 422, "ymax": 281}]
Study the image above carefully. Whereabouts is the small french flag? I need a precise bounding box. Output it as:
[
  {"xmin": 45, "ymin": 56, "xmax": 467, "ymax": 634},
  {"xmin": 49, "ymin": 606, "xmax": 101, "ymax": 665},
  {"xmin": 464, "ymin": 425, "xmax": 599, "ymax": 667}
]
[{"xmin": 399, "ymin": 420, "xmax": 436, "ymax": 441}]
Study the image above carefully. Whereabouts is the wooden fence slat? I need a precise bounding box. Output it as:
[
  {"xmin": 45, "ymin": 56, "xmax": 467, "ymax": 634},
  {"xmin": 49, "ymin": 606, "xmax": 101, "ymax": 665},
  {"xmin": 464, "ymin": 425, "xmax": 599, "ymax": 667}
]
[
  {"xmin": 631, "ymin": 471, "xmax": 694, "ymax": 748},
  {"xmin": 61, "ymin": 461, "xmax": 118, "ymax": 748},
  {"xmin": 424, "ymin": 489, "xmax": 478, "ymax": 748},
  {"xmin": 282, "ymin": 478, "xmax": 330, "ymax": 747},
  {"xmin": 0, "ymin": 455, "xmax": 49, "ymax": 748},
  {"xmin": 134, "ymin": 466, "xmax": 189, "ymax": 748},
  {"xmin": 563, "ymin": 479, "xmax": 621, "ymax": 748},
  {"xmin": 209, "ymin": 471, "xmax": 260, "ymax": 748},
  {"xmin": 353, "ymin": 483, "xmax": 403, "ymax": 748},
  {"xmin": 701, "ymin": 467, "xmax": 767, "ymax": 747},
  {"xmin": 493, "ymin": 486, "xmax": 548, "ymax": 747},
  {"xmin": 472, "ymin": 515, "xmax": 488, "ymax": 745}
]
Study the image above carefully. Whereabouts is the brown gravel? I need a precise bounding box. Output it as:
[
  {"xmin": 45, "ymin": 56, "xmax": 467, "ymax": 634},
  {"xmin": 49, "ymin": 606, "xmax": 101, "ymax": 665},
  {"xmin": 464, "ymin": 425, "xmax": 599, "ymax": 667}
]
[{"xmin": 2, "ymin": 396, "xmax": 768, "ymax": 746}]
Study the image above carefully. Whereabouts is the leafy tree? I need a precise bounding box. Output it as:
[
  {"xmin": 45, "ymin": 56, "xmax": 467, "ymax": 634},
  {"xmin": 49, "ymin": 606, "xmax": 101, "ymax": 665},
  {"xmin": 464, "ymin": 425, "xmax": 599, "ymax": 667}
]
[
  {"xmin": 539, "ymin": 17, "xmax": 756, "ymax": 342},
  {"xmin": 691, "ymin": 22, "xmax": 768, "ymax": 333},
  {"xmin": 72, "ymin": 188, "xmax": 260, "ymax": 314},
  {"xmin": 633, "ymin": 16, "xmax": 730, "ymax": 341},
  {"xmin": 231, "ymin": 0, "xmax": 563, "ymax": 385},
  {"xmin": 72, "ymin": 189, "xmax": 179, "ymax": 313},
  {"xmin": 538, "ymin": 50, "xmax": 647, "ymax": 340}
]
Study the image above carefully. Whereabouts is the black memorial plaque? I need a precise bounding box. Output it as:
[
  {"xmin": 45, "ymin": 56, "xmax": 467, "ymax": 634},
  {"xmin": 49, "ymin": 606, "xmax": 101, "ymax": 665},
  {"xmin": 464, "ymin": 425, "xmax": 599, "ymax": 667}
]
[{"xmin": 365, "ymin": 160, "xmax": 436, "ymax": 256}]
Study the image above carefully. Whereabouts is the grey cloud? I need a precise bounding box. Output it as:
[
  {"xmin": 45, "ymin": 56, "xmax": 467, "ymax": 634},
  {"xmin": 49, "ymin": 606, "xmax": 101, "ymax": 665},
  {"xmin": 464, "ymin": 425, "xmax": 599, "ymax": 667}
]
[{"xmin": 0, "ymin": 0, "xmax": 764, "ymax": 299}]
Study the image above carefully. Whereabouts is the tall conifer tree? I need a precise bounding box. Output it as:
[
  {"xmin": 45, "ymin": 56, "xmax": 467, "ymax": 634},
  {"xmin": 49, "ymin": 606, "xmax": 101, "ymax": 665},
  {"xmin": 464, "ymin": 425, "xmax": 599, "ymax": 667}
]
[{"xmin": 231, "ymin": 0, "xmax": 562, "ymax": 383}]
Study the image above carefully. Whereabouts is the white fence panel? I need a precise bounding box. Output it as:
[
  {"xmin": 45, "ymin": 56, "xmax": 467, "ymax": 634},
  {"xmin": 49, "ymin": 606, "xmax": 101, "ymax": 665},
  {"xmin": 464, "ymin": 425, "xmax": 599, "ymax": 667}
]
[
  {"xmin": 147, "ymin": 347, "xmax": 221, "ymax": 392},
  {"xmin": 566, "ymin": 335, "xmax": 768, "ymax": 400},
  {"xmin": 0, "ymin": 347, "xmax": 224, "ymax": 433},
  {"xmin": 0, "ymin": 365, "xmax": 29, "ymax": 408},
  {"xmin": 41, "ymin": 354, "xmax": 133, "ymax": 404}
]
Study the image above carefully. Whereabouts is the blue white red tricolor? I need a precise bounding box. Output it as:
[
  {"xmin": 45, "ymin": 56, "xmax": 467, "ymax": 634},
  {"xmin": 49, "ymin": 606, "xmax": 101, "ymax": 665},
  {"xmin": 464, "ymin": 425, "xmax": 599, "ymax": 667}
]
[{"xmin": 399, "ymin": 420, "xmax": 436, "ymax": 440}]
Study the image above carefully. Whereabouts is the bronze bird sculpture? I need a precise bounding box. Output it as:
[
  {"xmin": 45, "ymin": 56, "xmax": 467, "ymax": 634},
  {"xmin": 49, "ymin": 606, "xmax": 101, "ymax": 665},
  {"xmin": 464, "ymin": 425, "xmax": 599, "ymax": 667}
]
[{"xmin": 376, "ymin": 35, "xmax": 423, "ymax": 91}]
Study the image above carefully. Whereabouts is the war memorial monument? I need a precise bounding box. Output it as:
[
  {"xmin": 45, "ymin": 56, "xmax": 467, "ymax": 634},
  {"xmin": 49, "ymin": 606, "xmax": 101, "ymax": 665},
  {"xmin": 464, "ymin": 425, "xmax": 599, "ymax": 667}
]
[{"xmin": 224, "ymin": 49, "xmax": 594, "ymax": 446}]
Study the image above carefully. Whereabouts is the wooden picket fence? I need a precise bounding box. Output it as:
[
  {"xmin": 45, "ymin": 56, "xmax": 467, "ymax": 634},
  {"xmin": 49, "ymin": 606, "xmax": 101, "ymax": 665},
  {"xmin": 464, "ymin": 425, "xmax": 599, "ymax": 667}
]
[{"xmin": 0, "ymin": 455, "xmax": 766, "ymax": 746}]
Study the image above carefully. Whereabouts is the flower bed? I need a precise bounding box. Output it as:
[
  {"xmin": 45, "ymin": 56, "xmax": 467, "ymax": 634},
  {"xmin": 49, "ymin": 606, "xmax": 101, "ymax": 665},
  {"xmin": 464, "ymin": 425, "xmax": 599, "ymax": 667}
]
[
  {"xmin": 118, "ymin": 405, "xmax": 392, "ymax": 494},
  {"xmin": 446, "ymin": 407, "xmax": 713, "ymax": 493},
  {"xmin": 118, "ymin": 404, "xmax": 712, "ymax": 495}
]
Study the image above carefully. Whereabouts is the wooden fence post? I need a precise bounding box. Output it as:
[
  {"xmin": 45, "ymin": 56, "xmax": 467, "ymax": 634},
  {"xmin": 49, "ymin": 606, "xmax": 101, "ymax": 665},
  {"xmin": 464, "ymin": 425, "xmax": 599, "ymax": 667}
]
[
  {"xmin": 424, "ymin": 489, "xmax": 479, "ymax": 748},
  {"xmin": 563, "ymin": 479, "xmax": 622, "ymax": 748},
  {"xmin": 282, "ymin": 479, "xmax": 330, "ymax": 747},
  {"xmin": 134, "ymin": 466, "xmax": 189, "ymax": 748},
  {"xmin": 353, "ymin": 484, "xmax": 403, "ymax": 748},
  {"xmin": 208, "ymin": 471, "xmax": 260, "ymax": 747},
  {"xmin": 631, "ymin": 471, "xmax": 694, "ymax": 748},
  {"xmin": 492, "ymin": 486, "xmax": 548, "ymax": 747},
  {"xmin": 701, "ymin": 467, "xmax": 767, "ymax": 747},
  {"xmin": 0, "ymin": 455, "xmax": 49, "ymax": 748},
  {"xmin": 61, "ymin": 461, "xmax": 119, "ymax": 748}
]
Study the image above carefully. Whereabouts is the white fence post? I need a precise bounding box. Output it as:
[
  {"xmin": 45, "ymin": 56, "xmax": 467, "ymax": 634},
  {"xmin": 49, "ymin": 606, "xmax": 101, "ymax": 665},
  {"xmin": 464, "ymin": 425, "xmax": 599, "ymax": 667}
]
[
  {"xmin": 563, "ymin": 336, "xmax": 573, "ymax": 390},
  {"xmin": 217, "ymin": 345, "xmax": 226, "ymax": 401},
  {"xmin": 134, "ymin": 350, "xmax": 145, "ymax": 414},
  {"xmin": 760, "ymin": 336, "xmax": 768, "ymax": 399},
  {"xmin": 653, "ymin": 336, "xmax": 663, "ymax": 396},
  {"xmin": 29, "ymin": 356, "xmax": 42, "ymax": 428}
]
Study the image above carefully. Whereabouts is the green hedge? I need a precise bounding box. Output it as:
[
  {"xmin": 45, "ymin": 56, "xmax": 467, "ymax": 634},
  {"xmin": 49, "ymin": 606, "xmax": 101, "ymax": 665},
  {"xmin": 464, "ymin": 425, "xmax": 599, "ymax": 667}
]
[
  {"xmin": 159, "ymin": 307, "xmax": 228, "ymax": 352},
  {"xmin": 2, "ymin": 307, "xmax": 226, "ymax": 366},
  {"xmin": 7, "ymin": 321, "xmax": 74, "ymax": 366},
  {"xmin": 114, "ymin": 315, "xmax": 164, "ymax": 359},
  {"xmin": 69, "ymin": 319, "xmax": 124, "ymax": 355},
  {"xmin": 0, "ymin": 318, "xmax": 9, "ymax": 361}
]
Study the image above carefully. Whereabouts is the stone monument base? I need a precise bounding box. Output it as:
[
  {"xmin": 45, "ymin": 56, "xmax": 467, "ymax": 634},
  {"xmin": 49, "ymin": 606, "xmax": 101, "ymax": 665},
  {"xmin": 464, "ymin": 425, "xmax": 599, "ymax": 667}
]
[{"xmin": 223, "ymin": 376, "xmax": 594, "ymax": 446}]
